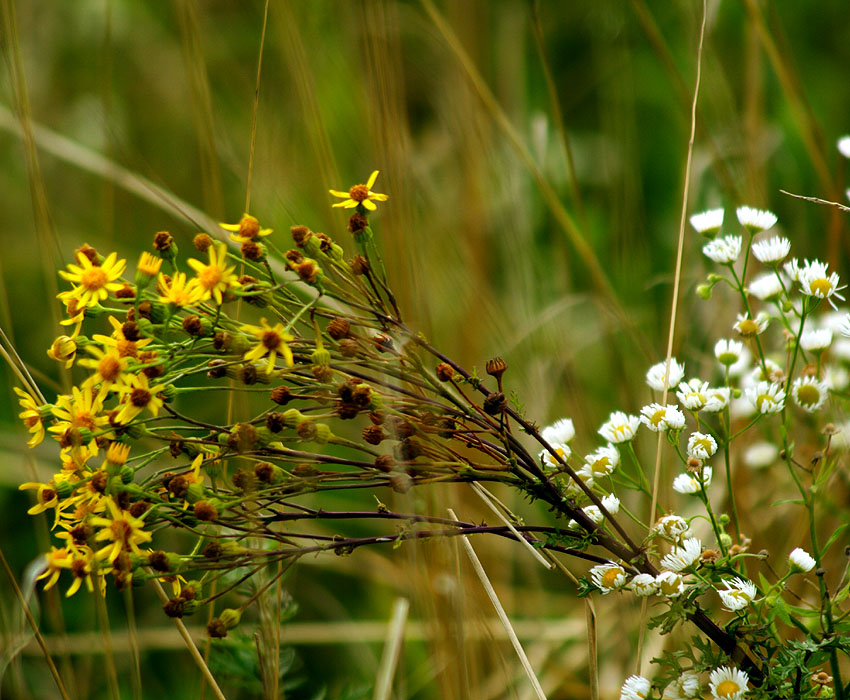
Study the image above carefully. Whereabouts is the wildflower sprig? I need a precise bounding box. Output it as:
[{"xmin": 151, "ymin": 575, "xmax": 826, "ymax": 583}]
[{"xmin": 15, "ymin": 187, "xmax": 850, "ymax": 699}]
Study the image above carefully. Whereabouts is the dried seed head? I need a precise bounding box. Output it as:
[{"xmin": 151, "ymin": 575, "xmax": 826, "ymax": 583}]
[
  {"xmin": 153, "ymin": 231, "xmax": 174, "ymax": 252},
  {"xmin": 183, "ymin": 315, "xmax": 204, "ymax": 336},
  {"xmin": 231, "ymin": 469, "xmax": 255, "ymax": 492},
  {"xmin": 148, "ymin": 551, "xmax": 171, "ymax": 572},
  {"xmin": 115, "ymin": 284, "xmax": 136, "ymax": 299},
  {"xmin": 202, "ymin": 542, "xmax": 224, "ymax": 560},
  {"xmin": 350, "ymin": 255, "xmax": 370, "ymax": 275},
  {"xmin": 207, "ymin": 618, "xmax": 228, "ymax": 638},
  {"xmin": 362, "ymin": 425, "xmax": 386, "ymax": 445},
  {"xmin": 129, "ymin": 501, "xmax": 149, "ymax": 518},
  {"xmin": 295, "ymin": 260, "xmax": 320, "ymax": 284},
  {"xmin": 76, "ymin": 243, "xmax": 100, "ymax": 265},
  {"xmin": 285, "ymin": 249, "xmax": 304, "ymax": 264},
  {"xmin": 291, "ymin": 225, "xmax": 311, "ymax": 246},
  {"xmin": 338, "ymin": 339, "xmax": 360, "ymax": 358},
  {"xmin": 254, "ymin": 462, "xmax": 275, "ymax": 483},
  {"xmin": 122, "ymin": 321, "xmax": 141, "ymax": 341},
  {"xmin": 390, "ymin": 472, "xmax": 413, "ymax": 493},
  {"xmin": 686, "ymin": 457, "xmax": 703, "ymax": 473},
  {"xmin": 327, "ymin": 317, "xmax": 351, "ymax": 340},
  {"xmin": 193, "ymin": 500, "xmax": 219, "ymax": 521},
  {"xmin": 483, "ymin": 391, "xmax": 507, "ymax": 415},
  {"xmin": 436, "ymin": 363, "xmax": 454, "ymax": 381},
  {"xmin": 237, "ymin": 364, "xmax": 258, "ymax": 385},
  {"xmin": 163, "ymin": 597, "xmax": 185, "ymax": 618},
  {"xmin": 227, "ymin": 423, "xmax": 257, "ymax": 453},
  {"xmin": 374, "ymin": 454, "xmax": 396, "ymax": 472},
  {"xmin": 168, "ymin": 475, "xmax": 189, "ymax": 499},
  {"xmin": 241, "ymin": 240, "xmax": 264, "ymax": 261},
  {"xmin": 396, "ymin": 438, "xmax": 423, "ymax": 461},
  {"xmin": 296, "ymin": 421, "xmax": 318, "ymax": 442},
  {"xmin": 265, "ymin": 412, "xmax": 286, "ymax": 433},
  {"xmin": 374, "ymin": 334, "xmax": 393, "ymax": 352},
  {"xmin": 270, "ymin": 386, "xmax": 292, "ymax": 405},
  {"xmin": 91, "ymin": 470, "xmax": 108, "ymax": 494},
  {"xmin": 207, "ymin": 359, "xmax": 228, "ymax": 378},
  {"xmin": 486, "ymin": 357, "xmax": 508, "ymax": 379},
  {"xmin": 193, "ymin": 233, "xmax": 213, "ymax": 252},
  {"xmin": 348, "ymin": 212, "xmax": 369, "ymax": 234}
]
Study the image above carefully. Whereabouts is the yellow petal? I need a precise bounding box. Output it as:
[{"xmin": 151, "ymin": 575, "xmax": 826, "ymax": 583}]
[
  {"xmin": 366, "ymin": 170, "xmax": 380, "ymax": 188},
  {"xmin": 362, "ymin": 199, "xmax": 377, "ymax": 211}
]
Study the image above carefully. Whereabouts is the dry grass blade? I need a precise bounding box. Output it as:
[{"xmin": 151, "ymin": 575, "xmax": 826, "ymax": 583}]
[
  {"xmin": 372, "ymin": 597, "xmax": 410, "ymax": 700},
  {"xmin": 448, "ymin": 509, "xmax": 548, "ymax": 700},
  {"xmin": 779, "ymin": 189, "xmax": 850, "ymax": 214}
]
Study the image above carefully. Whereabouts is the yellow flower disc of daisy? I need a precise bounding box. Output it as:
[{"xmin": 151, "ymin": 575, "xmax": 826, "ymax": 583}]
[
  {"xmin": 58, "ymin": 251, "xmax": 127, "ymax": 308},
  {"xmin": 241, "ymin": 318, "xmax": 295, "ymax": 373},
  {"xmin": 187, "ymin": 243, "xmax": 239, "ymax": 305},
  {"xmin": 157, "ymin": 271, "xmax": 204, "ymax": 307},
  {"xmin": 79, "ymin": 346, "xmax": 130, "ymax": 392},
  {"xmin": 14, "ymin": 387, "xmax": 45, "ymax": 448},
  {"xmin": 329, "ymin": 170, "xmax": 389, "ymax": 212},
  {"xmin": 220, "ymin": 213, "xmax": 273, "ymax": 243}
]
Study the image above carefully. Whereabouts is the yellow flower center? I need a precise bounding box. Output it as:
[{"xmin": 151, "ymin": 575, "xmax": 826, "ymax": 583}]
[
  {"xmin": 601, "ymin": 568, "xmax": 622, "ymax": 588},
  {"xmin": 756, "ymin": 394, "xmax": 774, "ymax": 411},
  {"xmin": 797, "ymin": 385, "xmax": 820, "ymax": 406},
  {"xmin": 649, "ymin": 409, "xmax": 665, "ymax": 426},
  {"xmin": 659, "ymin": 577, "xmax": 680, "ymax": 595},
  {"xmin": 262, "ymin": 330, "xmax": 282, "ymax": 351},
  {"xmin": 111, "ymin": 518, "xmax": 133, "ymax": 542},
  {"xmin": 73, "ymin": 412, "xmax": 96, "ymax": 431},
  {"xmin": 737, "ymin": 319, "xmax": 758, "ymax": 336},
  {"xmin": 348, "ymin": 184, "xmax": 370, "ymax": 202},
  {"xmin": 99, "ymin": 355, "xmax": 122, "ymax": 381},
  {"xmin": 715, "ymin": 680, "xmax": 740, "ymax": 697},
  {"xmin": 117, "ymin": 339, "xmax": 138, "ymax": 358},
  {"xmin": 81, "ymin": 266, "xmax": 108, "ymax": 291},
  {"xmin": 591, "ymin": 457, "xmax": 610, "ymax": 475},
  {"xmin": 199, "ymin": 266, "xmax": 224, "ymax": 290},
  {"xmin": 240, "ymin": 215, "xmax": 260, "ymax": 237},
  {"xmin": 810, "ymin": 278, "xmax": 833, "ymax": 297}
]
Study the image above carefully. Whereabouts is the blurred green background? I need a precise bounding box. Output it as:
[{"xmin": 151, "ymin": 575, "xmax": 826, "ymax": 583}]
[{"xmin": 1, "ymin": 1, "xmax": 850, "ymax": 698}]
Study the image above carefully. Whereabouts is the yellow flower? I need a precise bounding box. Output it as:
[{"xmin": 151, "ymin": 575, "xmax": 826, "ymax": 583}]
[
  {"xmin": 36, "ymin": 546, "xmax": 73, "ymax": 591},
  {"xmin": 78, "ymin": 346, "xmax": 130, "ymax": 392},
  {"xmin": 113, "ymin": 373, "xmax": 166, "ymax": 424},
  {"xmin": 90, "ymin": 497, "xmax": 153, "ymax": 563},
  {"xmin": 14, "ymin": 387, "xmax": 45, "ymax": 448},
  {"xmin": 63, "ymin": 546, "xmax": 97, "ymax": 597},
  {"xmin": 137, "ymin": 251, "xmax": 163, "ymax": 277},
  {"xmin": 220, "ymin": 214, "xmax": 273, "ymax": 243},
  {"xmin": 93, "ymin": 316, "xmax": 153, "ymax": 359},
  {"xmin": 241, "ymin": 318, "xmax": 294, "ymax": 373},
  {"xmin": 187, "ymin": 243, "xmax": 239, "ymax": 305},
  {"xmin": 58, "ymin": 297, "xmax": 87, "ymax": 338},
  {"xmin": 106, "ymin": 441, "xmax": 131, "ymax": 466},
  {"xmin": 157, "ymin": 271, "xmax": 204, "ymax": 307},
  {"xmin": 329, "ymin": 170, "xmax": 388, "ymax": 212},
  {"xmin": 58, "ymin": 251, "xmax": 126, "ymax": 308},
  {"xmin": 19, "ymin": 480, "xmax": 60, "ymax": 515},
  {"xmin": 49, "ymin": 385, "xmax": 110, "ymax": 444},
  {"xmin": 47, "ymin": 335, "xmax": 78, "ymax": 367}
]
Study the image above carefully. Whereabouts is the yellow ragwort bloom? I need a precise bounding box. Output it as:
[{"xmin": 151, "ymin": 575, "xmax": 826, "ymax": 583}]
[
  {"xmin": 329, "ymin": 170, "xmax": 388, "ymax": 212},
  {"xmin": 90, "ymin": 496, "xmax": 153, "ymax": 563},
  {"xmin": 187, "ymin": 243, "xmax": 239, "ymax": 305},
  {"xmin": 58, "ymin": 297, "xmax": 86, "ymax": 338},
  {"xmin": 47, "ymin": 335, "xmax": 78, "ymax": 367},
  {"xmin": 241, "ymin": 318, "xmax": 295, "ymax": 373},
  {"xmin": 113, "ymin": 373, "xmax": 166, "ymax": 424},
  {"xmin": 37, "ymin": 546, "xmax": 73, "ymax": 592},
  {"xmin": 58, "ymin": 251, "xmax": 127, "ymax": 308},
  {"xmin": 49, "ymin": 385, "xmax": 110, "ymax": 442},
  {"xmin": 220, "ymin": 213, "xmax": 273, "ymax": 243},
  {"xmin": 137, "ymin": 251, "xmax": 163, "ymax": 277},
  {"xmin": 157, "ymin": 271, "xmax": 204, "ymax": 307},
  {"xmin": 93, "ymin": 316, "xmax": 153, "ymax": 359},
  {"xmin": 14, "ymin": 387, "xmax": 45, "ymax": 448},
  {"xmin": 19, "ymin": 480, "xmax": 60, "ymax": 515},
  {"xmin": 78, "ymin": 346, "xmax": 130, "ymax": 392}
]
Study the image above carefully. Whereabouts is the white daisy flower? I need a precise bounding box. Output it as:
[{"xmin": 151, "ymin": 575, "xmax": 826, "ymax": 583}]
[
  {"xmin": 640, "ymin": 403, "xmax": 684, "ymax": 432},
  {"xmin": 703, "ymin": 388, "xmax": 731, "ymax": 413},
  {"xmin": 660, "ymin": 537, "xmax": 702, "ymax": 572},
  {"xmin": 748, "ymin": 272, "xmax": 785, "ymax": 301},
  {"xmin": 751, "ymin": 236, "xmax": 791, "ymax": 264},
  {"xmin": 580, "ymin": 506, "xmax": 603, "ymax": 525},
  {"xmin": 745, "ymin": 381, "xmax": 785, "ymax": 414},
  {"xmin": 559, "ymin": 471, "xmax": 594, "ymax": 495},
  {"xmin": 709, "ymin": 666, "xmax": 749, "ymax": 700},
  {"xmin": 832, "ymin": 421, "xmax": 850, "ymax": 451},
  {"xmin": 823, "ymin": 364, "xmax": 850, "ymax": 391},
  {"xmin": 743, "ymin": 441, "xmax": 779, "ymax": 469},
  {"xmin": 676, "ymin": 378, "xmax": 710, "ymax": 411},
  {"xmin": 784, "ymin": 257, "xmax": 802, "ymax": 282},
  {"xmin": 791, "ymin": 376, "xmax": 828, "ymax": 413},
  {"xmin": 832, "ymin": 338, "xmax": 850, "ymax": 362},
  {"xmin": 800, "ymin": 328, "xmax": 833, "ymax": 353},
  {"xmin": 541, "ymin": 418, "xmax": 575, "ymax": 445},
  {"xmin": 629, "ymin": 573, "xmax": 658, "ymax": 597},
  {"xmin": 646, "ymin": 358, "xmax": 685, "ymax": 392},
  {"xmin": 655, "ymin": 514, "xmax": 690, "ymax": 541},
  {"xmin": 728, "ymin": 345, "xmax": 752, "ymax": 378},
  {"xmin": 665, "ymin": 672, "xmax": 701, "ymax": 700},
  {"xmin": 837, "ymin": 313, "xmax": 850, "ymax": 338},
  {"xmin": 839, "ymin": 135, "xmax": 850, "ymax": 159},
  {"xmin": 620, "ymin": 675, "xmax": 651, "ymax": 700},
  {"xmin": 673, "ymin": 467, "xmax": 712, "ymax": 494},
  {"xmin": 718, "ymin": 578, "xmax": 758, "ymax": 611},
  {"xmin": 690, "ymin": 208, "xmax": 724, "ymax": 237},
  {"xmin": 577, "ymin": 494, "xmax": 622, "ymax": 528},
  {"xmin": 789, "ymin": 547, "xmax": 816, "ymax": 573},
  {"xmin": 748, "ymin": 358, "xmax": 784, "ymax": 384},
  {"xmin": 734, "ymin": 311, "xmax": 769, "ymax": 337},
  {"xmin": 736, "ymin": 205, "xmax": 777, "ymax": 232},
  {"xmin": 590, "ymin": 563, "xmax": 628, "ymax": 594},
  {"xmin": 540, "ymin": 443, "xmax": 571, "ymax": 469},
  {"xmin": 598, "ymin": 411, "xmax": 641, "ymax": 444},
  {"xmin": 655, "ymin": 570, "xmax": 685, "ymax": 597},
  {"xmin": 687, "ymin": 432, "xmax": 717, "ymax": 460},
  {"xmin": 715, "ymin": 339, "xmax": 744, "ymax": 366},
  {"xmin": 798, "ymin": 259, "xmax": 846, "ymax": 309},
  {"xmin": 578, "ymin": 445, "xmax": 620, "ymax": 479},
  {"xmin": 703, "ymin": 235, "xmax": 742, "ymax": 264}
]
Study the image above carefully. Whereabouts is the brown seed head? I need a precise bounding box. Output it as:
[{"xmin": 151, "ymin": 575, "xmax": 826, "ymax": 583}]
[
  {"xmin": 362, "ymin": 425, "xmax": 386, "ymax": 445},
  {"xmin": 296, "ymin": 421, "xmax": 318, "ymax": 441},
  {"xmin": 327, "ymin": 317, "xmax": 351, "ymax": 340},
  {"xmin": 254, "ymin": 462, "xmax": 275, "ymax": 483},
  {"xmin": 193, "ymin": 233, "xmax": 213, "ymax": 252},
  {"xmin": 207, "ymin": 618, "xmax": 228, "ymax": 638},
  {"xmin": 699, "ymin": 549, "xmax": 719, "ymax": 564},
  {"xmin": 168, "ymin": 475, "xmax": 189, "ymax": 499},
  {"xmin": 203, "ymin": 542, "xmax": 224, "ymax": 559},
  {"xmin": 231, "ymin": 469, "xmax": 255, "ymax": 492},
  {"xmin": 435, "ymin": 363, "xmax": 455, "ymax": 381},
  {"xmin": 194, "ymin": 500, "xmax": 219, "ymax": 521},
  {"xmin": 270, "ymin": 386, "xmax": 292, "ymax": 405},
  {"xmin": 295, "ymin": 260, "xmax": 320, "ymax": 284},
  {"xmin": 115, "ymin": 284, "xmax": 136, "ymax": 299},
  {"xmin": 374, "ymin": 454, "xmax": 396, "ymax": 472},
  {"xmin": 348, "ymin": 212, "xmax": 369, "ymax": 234},
  {"xmin": 390, "ymin": 472, "xmax": 413, "ymax": 494},
  {"xmin": 163, "ymin": 597, "xmax": 185, "ymax": 618},
  {"xmin": 266, "ymin": 412, "xmax": 286, "ymax": 433},
  {"xmin": 91, "ymin": 470, "xmax": 109, "ymax": 494},
  {"xmin": 338, "ymin": 338, "xmax": 360, "ymax": 358},
  {"xmin": 350, "ymin": 255, "xmax": 370, "ymax": 275},
  {"xmin": 483, "ymin": 391, "xmax": 507, "ymax": 415},
  {"xmin": 76, "ymin": 243, "xmax": 100, "ymax": 265},
  {"xmin": 183, "ymin": 315, "xmax": 204, "ymax": 336},
  {"xmin": 153, "ymin": 231, "xmax": 174, "ymax": 252},
  {"xmin": 238, "ymin": 364, "xmax": 258, "ymax": 385},
  {"xmin": 291, "ymin": 225, "xmax": 311, "ymax": 246},
  {"xmin": 486, "ymin": 357, "xmax": 508, "ymax": 380},
  {"xmin": 148, "ymin": 551, "xmax": 171, "ymax": 572},
  {"xmin": 285, "ymin": 249, "xmax": 304, "ymax": 264},
  {"xmin": 812, "ymin": 672, "xmax": 833, "ymax": 686},
  {"xmin": 227, "ymin": 423, "xmax": 257, "ymax": 453},
  {"xmin": 207, "ymin": 359, "xmax": 228, "ymax": 379},
  {"xmin": 396, "ymin": 438, "xmax": 423, "ymax": 461},
  {"xmin": 241, "ymin": 240, "xmax": 263, "ymax": 261},
  {"xmin": 686, "ymin": 457, "xmax": 703, "ymax": 473},
  {"xmin": 121, "ymin": 321, "xmax": 141, "ymax": 341},
  {"xmin": 129, "ymin": 501, "xmax": 150, "ymax": 518}
]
